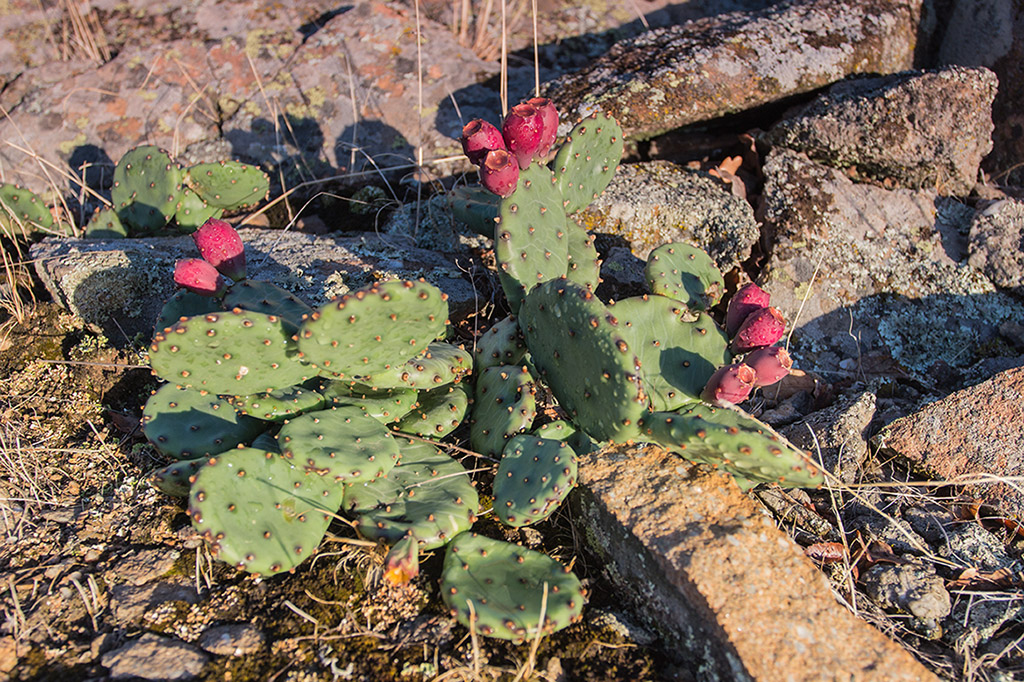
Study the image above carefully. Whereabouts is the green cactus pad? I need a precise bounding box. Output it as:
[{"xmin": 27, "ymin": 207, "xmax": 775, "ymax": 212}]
[
  {"xmin": 297, "ymin": 279, "xmax": 448, "ymax": 379},
  {"xmin": 277, "ymin": 405, "xmax": 400, "ymax": 484},
  {"xmin": 185, "ymin": 160, "xmax": 270, "ymax": 210},
  {"xmin": 449, "ymin": 185, "xmax": 499, "ymax": 237},
  {"xmin": 469, "ymin": 364, "xmax": 537, "ymax": 456},
  {"xmin": 154, "ymin": 289, "xmax": 223, "ymax": 335},
  {"xmin": 0, "ymin": 183, "xmax": 55, "ymax": 235},
  {"xmin": 189, "ymin": 447, "xmax": 343, "ymax": 575},
  {"xmin": 111, "ymin": 146, "xmax": 183, "ymax": 233},
  {"xmin": 84, "ymin": 207, "xmax": 127, "ymax": 239},
  {"xmin": 174, "ymin": 186, "xmax": 223, "ymax": 232},
  {"xmin": 440, "ymin": 532, "xmax": 584, "ymax": 642},
  {"xmin": 519, "ymin": 280, "xmax": 646, "ymax": 443},
  {"xmin": 641, "ymin": 404, "xmax": 824, "ymax": 489},
  {"xmin": 251, "ymin": 430, "xmax": 280, "ymax": 453},
  {"xmin": 223, "ymin": 280, "xmax": 314, "ymax": 336},
  {"xmin": 553, "ymin": 113, "xmax": 624, "ymax": 214},
  {"xmin": 342, "ymin": 437, "xmax": 477, "ymax": 550},
  {"xmin": 362, "ymin": 342, "xmax": 473, "ymax": 390},
  {"xmin": 494, "ymin": 435, "xmax": 578, "ymax": 527},
  {"xmin": 228, "ymin": 383, "xmax": 328, "ymax": 422},
  {"xmin": 150, "ymin": 309, "xmax": 311, "ymax": 394},
  {"xmin": 394, "ymin": 383, "xmax": 470, "ymax": 438},
  {"xmin": 532, "ymin": 420, "xmax": 576, "ymax": 441},
  {"xmin": 645, "ymin": 243, "xmax": 725, "ymax": 310},
  {"xmin": 322, "ymin": 381, "xmax": 419, "ymax": 423},
  {"xmin": 609, "ymin": 295, "xmax": 729, "ymax": 411},
  {"xmin": 142, "ymin": 383, "xmax": 265, "ymax": 459},
  {"xmin": 564, "ymin": 220, "xmax": 601, "ymax": 294},
  {"xmin": 474, "ymin": 315, "xmax": 526, "ymax": 371},
  {"xmin": 149, "ymin": 456, "xmax": 209, "ymax": 497},
  {"xmin": 494, "ymin": 164, "xmax": 569, "ymax": 310}
]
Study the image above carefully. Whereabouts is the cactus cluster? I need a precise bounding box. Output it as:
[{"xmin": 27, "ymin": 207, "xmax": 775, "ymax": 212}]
[
  {"xmin": 87, "ymin": 146, "xmax": 269, "ymax": 237},
  {"xmin": 0, "ymin": 183, "xmax": 58, "ymax": 236}
]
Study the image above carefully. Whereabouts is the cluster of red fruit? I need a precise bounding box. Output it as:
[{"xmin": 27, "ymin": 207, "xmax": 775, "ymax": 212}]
[
  {"xmin": 460, "ymin": 97, "xmax": 559, "ymax": 197},
  {"xmin": 701, "ymin": 282, "xmax": 791, "ymax": 407},
  {"xmin": 171, "ymin": 218, "xmax": 247, "ymax": 297}
]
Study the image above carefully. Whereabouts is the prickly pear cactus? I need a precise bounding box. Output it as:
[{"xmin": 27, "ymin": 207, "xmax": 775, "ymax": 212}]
[
  {"xmin": 142, "ymin": 383, "xmax": 265, "ymax": 459},
  {"xmin": 149, "ymin": 456, "xmax": 209, "ymax": 497},
  {"xmin": 469, "ymin": 364, "xmax": 537, "ymax": 456},
  {"xmin": 111, "ymin": 146, "xmax": 183, "ymax": 233},
  {"xmin": 494, "ymin": 435, "xmax": 578, "ymax": 527},
  {"xmin": 448, "ymin": 185, "xmax": 498, "ymax": 237},
  {"xmin": 185, "ymin": 160, "xmax": 270, "ymax": 211},
  {"xmin": 174, "ymin": 186, "xmax": 222, "ymax": 232},
  {"xmin": 228, "ymin": 383, "xmax": 328, "ymax": 422},
  {"xmin": 323, "ymin": 382, "xmax": 419, "ymax": 423},
  {"xmin": 0, "ymin": 183, "xmax": 55, "ymax": 235},
  {"xmin": 85, "ymin": 207, "xmax": 127, "ymax": 239},
  {"xmin": 223, "ymin": 280, "xmax": 314, "ymax": 336},
  {"xmin": 365, "ymin": 343, "xmax": 472, "ymax": 390},
  {"xmin": 645, "ymin": 242, "xmax": 724, "ymax": 311},
  {"xmin": 394, "ymin": 384, "xmax": 470, "ymax": 438},
  {"xmin": 552, "ymin": 113, "xmax": 624, "ymax": 214},
  {"xmin": 473, "ymin": 315, "xmax": 526, "ymax": 371},
  {"xmin": 440, "ymin": 532, "xmax": 584, "ymax": 642},
  {"xmin": 154, "ymin": 289, "xmax": 222, "ymax": 334}
]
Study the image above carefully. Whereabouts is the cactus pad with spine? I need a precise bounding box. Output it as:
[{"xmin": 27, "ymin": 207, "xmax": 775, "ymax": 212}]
[
  {"xmin": 469, "ymin": 365, "xmax": 537, "ymax": 456},
  {"xmin": 342, "ymin": 437, "xmax": 477, "ymax": 550},
  {"xmin": 278, "ymin": 405, "xmax": 400, "ymax": 483},
  {"xmin": 440, "ymin": 532, "xmax": 584, "ymax": 641},
  {"xmin": 111, "ymin": 146, "xmax": 183, "ymax": 233},
  {"xmin": 645, "ymin": 243, "xmax": 724, "ymax": 311},
  {"xmin": 174, "ymin": 186, "xmax": 222, "ymax": 232},
  {"xmin": 142, "ymin": 383, "xmax": 265, "ymax": 459},
  {"xmin": 150, "ymin": 456, "xmax": 209, "ymax": 497},
  {"xmin": 85, "ymin": 207, "xmax": 128, "ymax": 238},
  {"xmin": 494, "ymin": 435, "xmax": 578, "ymax": 527},
  {"xmin": 519, "ymin": 280, "xmax": 646, "ymax": 443},
  {"xmin": 449, "ymin": 185, "xmax": 499, "ymax": 237},
  {"xmin": 609, "ymin": 295, "xmax": 729, "ymax": 411},
  {"xmin": 228, "ymin": 383, "xmax": 327, "ymax": 422},
  {"xmin": 494, "ymin": 164, "xmax": 569, "ymax": 309},
  {"xmin": 150, "ymin": 309, "xmax": 311, "ymax": 395},
  {"xmin": 189, "ymin": 447, "xmax": 343, "ymax": 575},
  {"xmin": 394, "ymin": 384, "xmax": 470, "ymax": 437},
  {"xmin": 0, "ymin": 183, "xmax": 55, "ymax": 235},
  {"xmin": 362, "ymin": 343, "xmax": 472, "ymax": 390},
  {"xmin": 553, "ymin": 113, "xmax": 624, "ymax": 214},
  {"xmin": 563, "ymin": 220, "xmax": 601, "ymax": 293},
  {"xmin": 185, "ymin": 160, "xmax": 270, "ymax": 210},
  {"xmin": 322, "ymin": 382, "xmax": 419, "ymax": 423},
  {"xmin": 154, "ymin": 289, "xmax": 222, "ymax": 334},
  {"xmin": 297, "ymin": 280, "xmax": 448, "ymax": 378},
  {"xmin": 474, "ymin": 315, "xmax": 526, "ymax": 371},
  {"xmin": 223, "ymin": 280, "xmax": 314, "ymax": 335}
]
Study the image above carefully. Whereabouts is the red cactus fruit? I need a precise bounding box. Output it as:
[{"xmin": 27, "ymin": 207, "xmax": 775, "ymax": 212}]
[
  {"xmin": 726, "ymin": 282, "xmax": 771, "ymax": 337},
  {"xmin": 701, "ymin": 362, "xmax": 756, "ymax": 407},
  {"xmin": 502, "ymin": 102, "xmax": 545, "ymax": 169},
  {"xmin": 743, "ymin": 346, "xmax": 793, "ymax": 387},
  {"xmin": 173, "ymin": 258, "xmax": 226, "ymax": 297},
  {"xmin": 193, "ymin": 218, "xmax": 246, "ymax": 282},
  {"xmin": 731, "ymin": 307, "xmax": 786, "ymax": 353},
  {"xmin": 479, "ymin": 149, "xmax": 520, "ymax": 197},
  {"xmin": 460, "ymin": 119, "xmax": 506, "ymax": 166},
  {"xmin": 527, "ymin": 97, "xmax": 559, "ymax": 158},
  {"xmin": 383, "ymin": 537, "xmax": 419, "ymax": 585}
]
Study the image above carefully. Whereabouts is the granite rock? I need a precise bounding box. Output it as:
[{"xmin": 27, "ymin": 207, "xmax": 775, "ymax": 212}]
[{"xmin": 967, "ymin": 198, "xmax": 1024, "ymax": 297}]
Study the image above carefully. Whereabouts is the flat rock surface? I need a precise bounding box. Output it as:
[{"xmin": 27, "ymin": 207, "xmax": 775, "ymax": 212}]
[
  {"xmin": 101, "ymin": 633, "xmax": 208, "ymax": 680},
  {"xmin": 574, "ymin": 443, "xmax": 938, "ymax": 681},
  {"xmin": 874, "ymin": 365, "xmax": 1024, "ymax": 520},
  {"xmin": 968, "ymin": 197, "xmax": 1024, "ymax": 297}
]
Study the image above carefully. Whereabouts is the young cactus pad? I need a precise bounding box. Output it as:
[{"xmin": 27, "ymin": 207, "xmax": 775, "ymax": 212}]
[
  {"xmin": 149, "ymin": 456, "xmax": 209, "ymax": 497},
  {"xmin": 469, "ymin": 365, "xmax": 537, "ymax": 456},
  {"xmin": 297, "ymin": 280, "xmax": 448, "ymax": 379},
  {"xmin": 111, "ymin": 146, "xmax": 183, "ymax": 233},
  {"xmin": 189, "ymin": 447, "xmax": 345, "ymax": 576},
  {"xmin": 85, "ymin": 207, "xmax": 128, "ymax": 239},
  {"xmin": 394, "ymin": 384, "xmax": 470, "ymax": 438},
  {"xmin": 174, "ymin": 186, "xmax": 222, "ymax": 232},
  {"xmin": 185, "ymin": 160, "xmax": 270, "ymax": 211},
  {"xmin": 644, "ymin": 242, "xmax": 725, "ymax": 311},
  {"xmin": 494, "ymin": 435, "xmax": 578, "ymax": 527},
  {"xmin": 142, "ymin": 383, "xmax": 265, "ymax": 459},
  {"xmin": 474, "ymin": 315, "xmax": 526, "ymax": 371},
  {"xmin": 440, "ymin": 532, "xmax": 584, "ymax": 642},
  {"xmin": 0, "ymin": 183, "xmax": 55, "ymax": 235},
  {"xmin": 552, "ymin": 113, "xmax": 624, "ymax": 214}
]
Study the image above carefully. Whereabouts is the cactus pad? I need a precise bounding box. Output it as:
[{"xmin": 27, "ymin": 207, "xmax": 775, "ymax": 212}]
[
  {"xmin": 84, "ymin": 207, "xmax": 127, "ymax": 239},
  {"xmin": 645, "ymin": 243, "xmax": 725, "ymax": 311},
  {"xmin": 111, "ymin": 146, "xmax": 183, "ymax": 233},
  {"xmin": 440, "ymin": 532, "xmax": 584, "ymax": 641},
  {"xmin": 0, "ymin": 183, "xmax": 55, "ymax": 235},
  {"xmin": 277, "ymin": 405, "xmax": 400, "ymax": 483},
  {"xmin": 563, "ymin": 220, "xmax": 601, "ymax": 294},
  {"xmin": 149, "ymin": 456, "xmax": 209, "ymax": 497},
  {"xmin": 474, "ymin": 315, "xmax": 526, "ymax": 371},
  {"xmin": 494, "ymin": 435, "xmax": 578, "ymax": 527},
  {"xmin": 154, "ymin": 289, "xmax": 223, "ymax": 334},
  {"xmin": 449, "ymin": 185, "xmax": 499, "ymax": 237},
  {"xmin": 469, "ymin": 365, "xmax": 537, "ymax": 456},
  {"xmin": 174, "ymin": 186, "xmax": 222, "ymax": 232},
  {"xmin": 142, "ymin": 383, "xmax": 265, "ymax": 459},
  {"xmin": 228, "ymin": 383, "xmax": 328, "ymax": 422},
  {"xmin": 553, "ymin": 113, "xmax": 624, "ymax": 214},
  {"xmin": 394, "ymin": 384, "xmax": 470, "ymax": 437},
  {"xmin": 223, "ymin": 280, "xmax": 314, "ymax": 336},
  {"xmin": 185, "ymin": 160, "xmax": 270, "ymax": 210},
  {"xmin": 323, "ymin": 382, "xmax": 419, "ymax": 423},
  {"xmin": 189, "ymin": 447, "xmax": 344, "ymax": 575},
  {"xmin": 364, "ymin": 342, "xmax": 473, "ymax": 390}
]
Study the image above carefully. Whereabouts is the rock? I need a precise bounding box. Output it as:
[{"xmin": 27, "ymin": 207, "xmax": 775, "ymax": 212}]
[
  {"xmin": 197, "ymin": 623, "xmax": 266, "ymax": 656},
  {"xmin": 967, "ymin": 198, "xmax": 1024, "ymax": 297},
  {"xmin": 844, "ymin": 496, "xmax": 931, "ymax": 556},
  {"xmin": 874, "ymin": 366, "xmax": 1024, "ymax": 521},
  {"xmin": 544, "ymin": 0, "xmax": 920, "ymax": 139},
  {"xmin": 937, "ymin": 522, "xmax": 1017, "ymax": 572},
  {"xmin": 574, "ymin": 443, "xmax": 939, "ymax": 681},
  {"xmin": 781, "ymin": 391, "xmax": 876, "ymax": 483},
  {"xmin": 102, "ymin": 633, "xmax": 207, "ymax": 680},
  {"xmin": 860, "ymin": 559, "xmax": 951, "ymax": 629},
  {"xmin": 30, "ymin": 228, "xmax": 478, "ymax": 342},
  {"xmin": 573, "ymin": 161, "xmax": 759, "ymax": 270},
  {"xmin": 109, "ymin": 578, "xmax": 200, "ymax": 625},
  {"xmin": 944, "ymin": 596, "xmax": 1024, "ymax": 650},
  {"xmin": 109, "ymin": 548, "xmax": 180, "ymax": 586},
  {"xmin": 760, "ymin": 148, "xmax": 1024, "ymax": 382},
  {"xmin": 903, "ymin": 503, "xmax": 958, "ymax": 546},
  {"xmin": 762, "ymin": 66, "xmax": 996, "ymax": 196}
]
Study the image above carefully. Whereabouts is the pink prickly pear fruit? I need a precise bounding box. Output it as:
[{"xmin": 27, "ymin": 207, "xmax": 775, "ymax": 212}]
[
  {"xmin": 731, "ymin": 306, "xmax": 786, "ymax": 353},
  {"xmin": 701, "ymin": 362, "xmax": 756, "ymax": 407},
  {"xmin": 460, "ymin": 119, "xmax": 506, "ymax": 166},
  {"xmin": 193, "ymin": 218, "xmax": 246, "ymax": 282},
  {"xmin": 479, "ymin": 149, "xmax": 520, "ymax": 197},
  {"xmin": 383, "ymin": 536, "xmax": 419, "ymax": 585},
  {"xmin": 527, "ymin": 96, "xmax": 559, "ymax": 158},
  {"xmin": 743, "ymin": 346, "xmax": 793, "ymax": 387},
  {"xmin": 726, "ymin": 282, "xmax": 771, "ymax": 337},
  {"xmin": 173, "ymin": 258, "xmax": 226, "ymax": 297},
  {"xmin": 502, "ymin": 102, "xmax": 545, "ymax": 169}
]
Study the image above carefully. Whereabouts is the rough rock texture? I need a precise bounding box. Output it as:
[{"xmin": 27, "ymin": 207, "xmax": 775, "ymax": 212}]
[
  {"xmin": 197, "ymin": 624, "xmax": 266, "ymax": 656},
  {"xmin": 759, "ymin": 148, "xmax": 1024, "ymax": 381},
  {"xmin": 544, "ymin": 0, "xmax": 921, "ymax": 139},
  {"xmin": 781, "ymin": 391, "xmax": 876, "ymax": 483},
  {"xmin": 30, "ymin": 228, "xmax": 478, "ymax": 342},
  {"xmin": 574, "ymin": 443, "xmax": 939, "ymax": 681},
  {"xmin": 573, "ymin": 161, "xmax": 759, "ymax": 269},
  {"xmin": 763, "ymin": 66, "xmax": 996, "ymax": 196},
  {"xmin": 873, "ymin": 366, "xmax": 1024, "ymax": 520},
  {"xmin": 860, "ymin": 560, "xmax": 952, "ymax": 624},
  {"xmin": 101, "ymin": 633, "xmax": 208, "ymax": 680},
  {"xmin": 967, "ymin": 198, "xmax": 1024, "ymax": 297}
]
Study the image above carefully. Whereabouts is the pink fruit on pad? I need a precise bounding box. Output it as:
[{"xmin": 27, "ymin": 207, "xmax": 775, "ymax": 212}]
[
  {"xmin": 460, "ymin": 119, "xmax": 506, "ymax": 166},
  {"xmin": 726, "ymin": 282, "xmax": 770, "ymax": 337},
  {"xmin": 479, "ymin": 149, "xmax": 520, "ymax": 198},
  {"xmin": 502, "ymin": 102, "xmax": 545, "ymax": 169},
  {"xmin": 701, "ymin": 363, "xmax": 756, "ymax": 407},
  {"xmin": 173, "ymin": 258, "xmax": 226, "ymax": 297},
  {"xmin": 744, "ymin": 346, "xmax": 793, "ymax": 387},
  {"xmin": 527, "ymin": 97, "xmax": 559, "ymax": 159},
  {"xmin": 731, "ymin": 307, "xmax": 786, "ymax": 353},
  {"xmin": 192, "ymin": 218, "xmax": 246, "ymax": 282}
]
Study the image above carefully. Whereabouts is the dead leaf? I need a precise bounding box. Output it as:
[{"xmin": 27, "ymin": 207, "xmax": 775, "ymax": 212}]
[
  {"xmin": 947, "ymin": 567, "xmax": 1023, "ymax": 591},
  {"xmin": 805, "ymin": 542, "xmax": 846, "ymax": 564}
]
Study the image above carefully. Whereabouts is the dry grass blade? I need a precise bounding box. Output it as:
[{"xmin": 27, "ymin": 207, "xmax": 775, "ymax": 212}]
[{"xmin": 58, "ymin": 0, "xmax": 112, "ymax": 65}]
